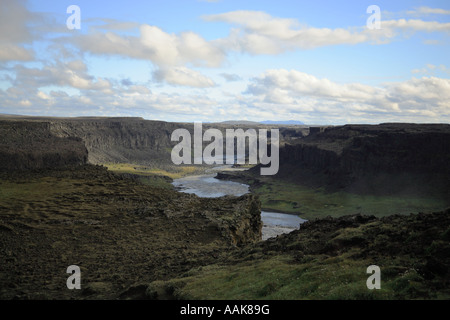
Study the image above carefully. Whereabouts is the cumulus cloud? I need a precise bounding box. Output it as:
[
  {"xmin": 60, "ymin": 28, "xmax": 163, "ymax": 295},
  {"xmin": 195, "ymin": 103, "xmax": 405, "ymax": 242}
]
[
  {"xmin": 247, "ymin": 69, "xmax": 381, "ymax": 102},
  {"xmin": 0, "ymin": 72, "xmax": 220, "ymax": 120},
  {"xmin": 412, "ymin": 64, "xmax": 450, "ymax": 75},
  {"xmin": 245, "ymin": 69, "xmax": 450, "ymax": 123},
  {"xmin": 0, "ymin": 53, "xmax": 219, "ymax": 120},
  {"xmin": 12, "ymin": 60, "xmax": 113, "ymax": 93},
  {"xmin": 152, "ymin": 66, "xmax": 216, "ymax": 88},
  {"xmin": 72, "ymin": 24, "xmax": 223, "ymax": 87},
  {"xmin": 407, "ymin": 6, "xmax": 450, "ymax": 16},
  {"xmin": 203, "ymin": 10, "xmax": 450, "ymax": 54},
  {"xmin": 63, "ymin": 9, "xmax": 450, "ymax": 87},
  {"xmin": 204, "ymin": 10, "xmax": 370, "ymax": 52},
  {"xmin": 1, "ymin": 2, "xmax": 449, "ymax": 124},
  {"xmin": 382, "ymin": 19, "xmax": 450, "ymax": 33}
]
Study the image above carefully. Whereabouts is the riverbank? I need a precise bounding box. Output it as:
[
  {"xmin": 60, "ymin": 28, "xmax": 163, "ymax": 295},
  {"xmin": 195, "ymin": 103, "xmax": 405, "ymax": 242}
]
[
  {"xmin": 171, "ymin": 165, "xmax": 306, "ymax": 240},
  {"xmin": 215, "ymin": 170, "xmax": 449, "ymax": 220}
]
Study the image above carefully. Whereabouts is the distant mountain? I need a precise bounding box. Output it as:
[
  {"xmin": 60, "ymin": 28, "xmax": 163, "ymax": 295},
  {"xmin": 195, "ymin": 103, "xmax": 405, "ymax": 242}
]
[
  {"xmin": 260, "ymin": 120, "xmax": 305, "ymax": 125},
  {"xmin": 217, "ymin": 120, "xmax": 261, "ymax": 125},
  {"xmin": 217, "ymin": 120, "xmax": 306, "ymax": 126}
]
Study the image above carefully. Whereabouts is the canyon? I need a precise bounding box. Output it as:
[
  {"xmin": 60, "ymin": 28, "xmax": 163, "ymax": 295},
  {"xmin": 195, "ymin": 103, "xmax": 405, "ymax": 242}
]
[{"xmin": 0, "ymin": 115, "xmax": 449, "ymax": 299}]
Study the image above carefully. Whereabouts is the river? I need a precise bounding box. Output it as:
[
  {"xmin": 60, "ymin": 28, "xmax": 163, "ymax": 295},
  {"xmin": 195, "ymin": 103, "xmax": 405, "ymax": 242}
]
[{"xmin": 172, "ymin": 165, "xmax": 307, "ymax": 240}]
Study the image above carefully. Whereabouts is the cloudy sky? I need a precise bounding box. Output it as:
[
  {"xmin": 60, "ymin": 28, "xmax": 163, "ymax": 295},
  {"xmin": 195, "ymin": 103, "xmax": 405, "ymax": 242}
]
[{"xmin": 0, "ymin": 0, "xmax": 449, "ymax": 124}]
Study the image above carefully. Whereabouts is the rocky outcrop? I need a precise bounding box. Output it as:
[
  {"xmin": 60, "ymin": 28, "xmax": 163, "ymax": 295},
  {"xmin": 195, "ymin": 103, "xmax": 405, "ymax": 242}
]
[
  {"xmin": 0, "ymin": 120, "xmax": 88, "ymax": 171},
  {"xmin": 205, "ymin": 194, "xmax": 262, "ymax": 246}
]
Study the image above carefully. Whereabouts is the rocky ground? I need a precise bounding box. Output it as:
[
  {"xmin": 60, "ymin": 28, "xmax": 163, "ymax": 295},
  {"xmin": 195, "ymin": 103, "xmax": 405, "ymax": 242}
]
[
  {"xmin": 1, "ymin": 164, "xmax": 448, "ymax": 300},
  {"xmin": 0, "ymin": 165, "xmax": 261, "ymax": 299},
  {"xmin": 146, "ymin": 210, "xmax": 450, "ymax": 300}
]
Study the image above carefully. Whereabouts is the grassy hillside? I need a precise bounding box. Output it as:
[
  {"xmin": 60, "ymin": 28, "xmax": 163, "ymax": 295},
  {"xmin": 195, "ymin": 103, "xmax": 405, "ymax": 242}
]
[
  {"xmin": 146, "ymin": 210, "xmax": 450, "ymax": 300},
  {"xmin": 0, "ymin": 165, "xmax": 262, "ymax": 299}
]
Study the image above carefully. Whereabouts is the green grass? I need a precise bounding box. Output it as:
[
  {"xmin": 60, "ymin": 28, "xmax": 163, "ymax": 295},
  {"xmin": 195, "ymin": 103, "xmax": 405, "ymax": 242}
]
[
  {"xmin": 102, "ymin": 162, "xmax": 210, "ymax": 188},
  {"xmin": 103, "ymin": 163, "xmax": 204, "ymax": 179},
  {"xmin": 252, "ymin": 178, "xmax": 447, "ymax": 220},
  {"xmin": 146, "ymin": 253, "xmax": 440, "ymax": 300}
]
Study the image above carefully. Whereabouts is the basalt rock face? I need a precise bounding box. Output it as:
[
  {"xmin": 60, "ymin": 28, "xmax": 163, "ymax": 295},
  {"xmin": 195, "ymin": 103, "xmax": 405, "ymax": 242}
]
[
  {"xmin": 208, "ymin": 194, "xmax": 262, "ymax": 246},
  {"xmin": 0, "ymin": 120, "xmax": 88, "ymax": 171},
  {"xmin": 270, "ymin": 123, "xmax": 450, "ymax": 195},
  {"xmin": 1, "ymin": 115, "xmax": 309, "ymax": 170},
  {"xmin": 48, "ymin": 118, "xmax": 183, "ymax": 165},
  {"xmin": 0, "ymin": 117, "xmax": 191, "ymax": 170}
]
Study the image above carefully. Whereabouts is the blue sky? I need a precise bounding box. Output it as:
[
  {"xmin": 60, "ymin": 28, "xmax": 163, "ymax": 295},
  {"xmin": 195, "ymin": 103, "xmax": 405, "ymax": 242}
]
[{"xmin": 0, "ymin": 0, "xmax": 449, "ymax": 124}]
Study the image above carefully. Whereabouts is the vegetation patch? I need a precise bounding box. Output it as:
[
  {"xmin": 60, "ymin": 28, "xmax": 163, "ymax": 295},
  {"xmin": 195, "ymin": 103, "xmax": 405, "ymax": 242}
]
[
  {"xmin": 218, "ymin": 171, "xmax": 448, "ymax": 220},
  {"xmin": 146, "ymin": 210, "xmax": 450, "ymax": 300}
]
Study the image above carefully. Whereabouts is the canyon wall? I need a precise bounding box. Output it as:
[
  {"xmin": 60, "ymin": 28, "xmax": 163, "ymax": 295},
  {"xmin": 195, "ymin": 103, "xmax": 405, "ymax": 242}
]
[
  {"xmin": 0, "ymin": 120, "xmax": 88, "ymax": 171},
  {"xmin": 48, "ymin": 118, "xmax": 184, "ymax": 165},
  {"xmin": 272, "ymin": 123, "xmax": 450, "ymax": 195}
]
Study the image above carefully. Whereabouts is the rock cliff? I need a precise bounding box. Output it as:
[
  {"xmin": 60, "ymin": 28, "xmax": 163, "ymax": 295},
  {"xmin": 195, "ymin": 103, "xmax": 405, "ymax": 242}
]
[
  {"xmin": 0, "ymin": 120, "xmax": 88, "ymax": 171},
  {"xmin": 48, "ymin": 117, "xmax": 182, "ymax": 165},
  {"xmin": 0, "ymin": 115, "xmax": 307, "ymax": 171},
  {"xmin": 256, "ymin": 123, "xmax": 450, "ymax": 196}
]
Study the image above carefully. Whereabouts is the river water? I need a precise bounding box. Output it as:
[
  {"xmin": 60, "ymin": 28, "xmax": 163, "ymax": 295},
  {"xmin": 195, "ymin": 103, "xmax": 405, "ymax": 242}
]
[{"xmin": 172, "ymin": 166, "xmax": 307, "ymax": 240}]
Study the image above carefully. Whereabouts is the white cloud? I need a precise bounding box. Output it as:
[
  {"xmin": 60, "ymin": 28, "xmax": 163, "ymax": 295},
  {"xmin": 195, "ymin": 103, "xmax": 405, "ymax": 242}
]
[
  {"xmin": 6, "ymin": 59, "xmax": 114, "ymax": 100},
  {"xmin": 139, "ymin": 25, "xmax": 180, "ymax": 65},
  {"xmin": 1, "ymin": 2, "xmax": 449, "ymax": 124},
  {"xmin": 203, "ymin": 10, "xmax": 450, "ymax": 54},
  {"xmin": 37, "ymin": 90, "xmax": 51, "ymax": 100},
  {"xmin": 411, "ymin": 64, "xmax": 450, "ymax": 75},
  {"xmin": 73, "ymin": 24, "xmax": 222, "ymax": 87},
  {"xmin": 245, "ymin": 69, "xmax": 450, "ymax": 123},
  {"xmin": 407, "ymin": 6, "xmax": 450, "ymax": 16},
  {"xmin": 153, "ymin": 66, "xmax": 216, "ymax": 88},
  {"xmin": 247, "ymin": 69, "xmax": 381, "ymax": 102},
  {"xmin": 382, "ymin": 19, "xmax": 450, "ymax": 33},
  {"xmin": 205, "ymin": 11, "xmax": 368, "ymax": 52},
  {"xmin": 57, "ymin": 9, "xmax": 450, "ymax": 88},
  {"xmin": 19, "ymin": 99, "xmax": 32, "ymax": 107}
]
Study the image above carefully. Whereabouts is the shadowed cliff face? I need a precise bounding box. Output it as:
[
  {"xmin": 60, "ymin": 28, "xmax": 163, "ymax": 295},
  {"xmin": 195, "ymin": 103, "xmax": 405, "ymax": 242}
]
[
  {"xmin": 1, "ymin": 117, "xmax": 197, "ymax": 171},
  {"xmin": 0, "ymin": 120, "xmax": 88, "ymax": 171},
  {"xmin": 1, "ymin": 116, "xmax": 308, "ymax": 171},
  {"xmin": 48, "ymin": 118, "xmax": 182, "ymax": 165},
  {"xmin": 266, "ymin": 123, "xmax": 450, "ymax": 196}
]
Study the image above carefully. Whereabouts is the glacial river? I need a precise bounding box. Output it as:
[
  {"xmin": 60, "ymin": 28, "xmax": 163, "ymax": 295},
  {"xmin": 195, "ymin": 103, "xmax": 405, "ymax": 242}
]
[{"xmin": 172, "ymin": 166, "xmax": 307, "ymax": 240}]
